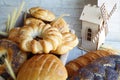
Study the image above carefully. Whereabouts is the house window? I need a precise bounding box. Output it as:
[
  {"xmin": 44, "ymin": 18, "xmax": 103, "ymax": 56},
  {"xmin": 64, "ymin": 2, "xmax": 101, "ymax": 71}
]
[{"xmin": 87, "ymin": 28, "xmax": 92, "ymax": 41}]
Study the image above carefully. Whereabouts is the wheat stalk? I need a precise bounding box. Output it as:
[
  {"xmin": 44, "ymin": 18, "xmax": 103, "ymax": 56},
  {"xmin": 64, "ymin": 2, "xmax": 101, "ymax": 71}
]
[
  {"xmin": 0, "ymin": 1, "xmax": 25, "ymax": 37},
  {"xmin": 0, "ymin": 31, "xmax": 8, "ymax": 37},
  {"xmin": 4, "ymin": 58, "xmax": 16, "ymax": 80},
  {"xmin": 24, "ymin": 9, "xmax": 28, "ymax": 23},
  {"xmin": 6, "ymin": 14, "xmax": 10, "ymax": 32},
  {"xmin": 9, "ymin": 1, "xmax": 25, "ymax": 31},
  {"xmin": 9, "ymin": 8, "xmax": 17, "ymax": 31}
]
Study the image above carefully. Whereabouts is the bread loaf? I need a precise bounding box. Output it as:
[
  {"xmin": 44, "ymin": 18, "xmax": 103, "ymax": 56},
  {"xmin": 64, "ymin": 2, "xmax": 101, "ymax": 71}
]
[
  {"xmin": 17, "ymin": 54, "xmax": 68, "ymax": 80},
  {"xmin": 66, "ymin": 50, "xmax": 118, "ymax": 77},
  {"xmin": 69, "ymin": 55, "xmax": 120, "ymax": 80},
  {"xmin": 0, "ymin": 39, "xmax": 27, "ymax": 74}
]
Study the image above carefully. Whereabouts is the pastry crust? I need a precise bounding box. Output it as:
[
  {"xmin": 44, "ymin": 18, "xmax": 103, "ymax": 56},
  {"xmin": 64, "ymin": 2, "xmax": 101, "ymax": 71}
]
[
  {"xmin": 9, "ymin": 23, "xmax": 78, "ymax": 54},
  {"xmin": 24, "ymin": 18, "xmax": 45, "ymax": 26},
  {"xmin": 50, "ymin": 18, "xmax": 69, "ymax": 33},
  {"xmin": 29, "ymin": 7, "xmax": 55, "ymax": 22},
  {"xmin": 66, "ymin": 50, "xmax": 118, "ymax": 77},
  {"xmin": 17, "ymin": 54, "xmax": 68, "ymax": 80},
  {"xmin": 0, "ymin": 39, "xmax": 27, "ymax": 74},
  {"xmin": 70, "ymin": 56, "xmax": 120, "ymax": 80},
  {"xmin": 8, "ymin": 27, "xmax": 20, "ymax": 43},
  {"xmin": 53, "ymin": 32, "xmax": 79, "ymax": 54},
  {"xmin": 12, "ymin": 24, "xmax": 62, "ymax": 54}
]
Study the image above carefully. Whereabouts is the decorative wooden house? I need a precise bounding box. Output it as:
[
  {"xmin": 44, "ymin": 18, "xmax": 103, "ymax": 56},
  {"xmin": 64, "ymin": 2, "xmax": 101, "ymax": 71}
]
[{"xmin": 79, "ymin": 3, "xmax": 117, "ymax": 51}]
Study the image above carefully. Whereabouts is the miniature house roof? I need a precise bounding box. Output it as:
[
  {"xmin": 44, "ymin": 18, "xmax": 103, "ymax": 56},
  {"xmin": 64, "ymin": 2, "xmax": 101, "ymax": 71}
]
[{"xmin": 80, "ymin": 4, "xmax": 103, "ymax": 25}]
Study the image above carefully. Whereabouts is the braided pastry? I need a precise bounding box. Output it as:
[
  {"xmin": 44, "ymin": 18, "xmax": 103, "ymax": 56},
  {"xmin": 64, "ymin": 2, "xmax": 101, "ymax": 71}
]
[
  {"xmin": 9, "ymin": 24, "xmax": 78, "ymax": 54},
  {"xmin": 66, "ymin": 50, "xmax": 118, "ymax": 77},
  {"xmin": 17, "ymin": 54, "xmax": 68, "ymax": 80},
  {"xmin": 9, "ymin": 21, "xmax": 78, "ymax": 54},
  {"xmin": 53, "ymin": 32, "xmax": 79, "ymax": 54},
  {"xmin": 29, "ymin": 7, "xmax": 56, "ymax": 22},
  {"xmin": 50, "ymin": 18, "xmax": 69, "ymax": 33},
  {"xmin": 70, "ymin": 55, "xmax": 120, "ymax": 80},
  {"xmin": 19, "ymin": 24, "xmax": 62, "ymax": 54}
]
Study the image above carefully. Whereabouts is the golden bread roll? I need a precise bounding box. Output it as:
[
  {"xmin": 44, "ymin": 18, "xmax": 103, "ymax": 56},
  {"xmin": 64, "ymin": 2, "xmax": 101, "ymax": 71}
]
[
  {"xmin": 29, "ymin": 7, "xmax": 55, "ymax": 22},
  {"xmin": 0, "ymin": 39, "xmax": 27, "ymax": 74},
  {"xmin": 9, "ymin": 24, "xmax": 78, "ymax": 55},
  {"xmin": 50, "ymin": 18, "xmax": 69, "ymax": 33},
  {"xmin": 53, "ymin": 32, "xmax": 79, "ymax": 54},
  {"xmin": 66, "ymin": 50, "xmax": 118, "ymax": 77},
  {"xmin": 17, "ymin": 54, "xmax": 68, "ymax": 80},
  {"xmin": 24, "ymin": 18, "xmax": 45, "ymax": 26},
  {"xmin": 9, "ymin": 24, "xmax": 62, "ymax": 54},
  {"xmin": 8, "ymin": 27, "xmax": 20, "ymax": 43}
]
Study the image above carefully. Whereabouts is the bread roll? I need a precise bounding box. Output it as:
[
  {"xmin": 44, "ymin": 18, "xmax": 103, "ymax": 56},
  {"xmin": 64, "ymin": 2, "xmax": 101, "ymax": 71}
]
[
  {"xmin": 0, "ymin": 39, "xmax": 27, "ymax": 74},
  {"xmin": 70, "ymin": 55, "xmax": 120, "ymax": 80},
  {"xmin": 66, "ymin": 50, "xmax": 118, "ymax": 77},
  {"xmin": 29, "ymin": 7, "xmax": 55, "ymax": 22},
  {"xmin": 17, "ymin": 54, "xmax": 68, "ymax": 80},
  {"xmin": 50, "ymin": 18, "xmax": 69, "ymax": 33},
  {"xmin": 53, "ymin": 32, "xmax": 79, "ymax": 54},
  {"xmin": 8, "ymin": 27, "xmax": 20, "ymax": 43},
  {"xmin": 9, "ymin": 23, "xmax": 78, "ymax": 55},
  {"xmin": 15, "ymin": 24, "xmax": 62, "ymax": 54},
  {"xmin": 24, "ymin": 18, "xmax": 45, "ymax": 26}
]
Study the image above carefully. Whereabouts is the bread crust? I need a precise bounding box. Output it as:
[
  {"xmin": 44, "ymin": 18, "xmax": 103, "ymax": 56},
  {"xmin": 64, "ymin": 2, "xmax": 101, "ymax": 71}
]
[
  {"xmin": 29, "ymin": 7, "xmax": 55, "ymax": 22},
  {"xmin": 50, "ymin": 18, "xmax": 69, "ymax": 33},
  {"xmin": 70, "ymin": 56, "xmax": 120, "ymax": 80},
  {"xmin": 9, "ymin": 24, "xmax": 62, "ymax": 54},
  {"xmin": 66, "ymin": 50, "xmax": 118, "ymax": 77},
  {"xmin": 53, "ymin": 32, "xmax": 79, "ymax": 54},
  {"xmin": 0, "ymin": 39, "xmax": 27, "ymax": 74},
  {"xmin": 24, "ymin": 18, "xmax": 45, "ymax": 26},
  {"xmin": 9, "ymin": 23, "xmax": 78, "ymax": 54},
  {"xmin": 17, "ymin": 54, "xmax": 68, "ymax": 80}
]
